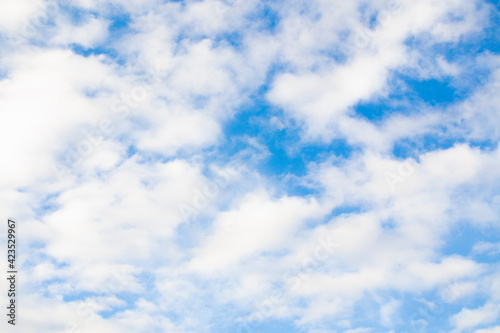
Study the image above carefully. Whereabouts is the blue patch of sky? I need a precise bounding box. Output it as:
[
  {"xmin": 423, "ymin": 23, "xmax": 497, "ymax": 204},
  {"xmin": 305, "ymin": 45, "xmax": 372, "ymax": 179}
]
[
  {"xmin": 354, "ymin": 62, "xmax": 494, "ymax": 129},
  {"xmin": 247, "ymin": 1, "xmax": 280, "ymax": 32},
  {"xmin": 37, "ymin": 279, "xmax": 72, "ymax": 298},
  {"xmin": 442, "ymin": 222, "xmax": 500, "ymax": 262},
  {"xmin": 374, "ymin": 64, "xmax": 500, "ymax": 157},
  {"xmin": 391, "ymin": 125, "xmax": 497, "ymax": 159},
  {"xmin": 34, "ymin": 193, "xmax": 61, "ymax": 216},
  {"xmin": 408, "ymin": 78, "xmax": 459, "ymax": 106},
  {"xmin": 377, "ymin": 287, "xmax": 493, "ymax": 332},
  {"xmin": 399, "ymin": 35, "xmax": 497, "ymax": 105},
  {"xmin": 353, "ymin": 102, "xmax": 395, "ymax": 122},
  {"xmin": 402, "ymin": 75, "xmax": 459, "ymax": 104},
  {"xmin": 219, "ymin": 101, "xmax": 354, "ymax": 198},
  {"xmin": 109, "ymin": 11, "xmax": 132, "ymax": 35},
  {"xmin": 214, "ymin": 31, "xmax": 244, "ymax": 50},
  {"xmin": 127, "ymin": 145, "xmax": 137, "ymax": 158},
  {"xmin": 381, "ymin": 218, "xmax": 398, "ymax": 230},
  {"xmin": 57, "ymin": 4, "xmax": 126, "ymax": 31},
  {"xmin": 69, "ymin": 43, "xmax": 107, "ymax": 57},
  {"xmin": 404, "ymin": 18, "xmax": 498, "ymax": 67},
  {"xmin": 62, "ymin": 7, "xmax": 131, "ymax": 65},
  {"xmin": 219, "ymin": 90, "xmax": 281, "ymax": 151},
  {"xmin": 368, "ymin": 12, "xmax": 379, "ymax": 29},
  {"xmin": 326, "ymin": 205, "xmax": 364, "ymax": 220},
  {"xmin": 260, "ymin": 136, "xmax": 307, "ymax": 176},
  {"xmin": 398, "ymin": 290, "xmax": 479, "ymax": 332},
  {"xmin": 392, "ymin": 135, "xmax": 460, "ymax": 159},
  {"xmin": 63, "ymin": 291, "xmax": 98, "ymax": 303},
  {"xmin": 276, "ymin": 182, "xmax": 317, "ymax": 199},
  {"xmin": 405, "ymin": 24, "xmax": 500, "ymax": 76},
  {"xmin": 354, "ymin": 75, "xmax": 461, "ymax": 124},
  {"xmin": 479, "ymin": 0, "xmax": 500, "ymax": 53},
  {"xmin": 219, "ymin": 59, "xmax": 357, "ymax": 184},
  {"xmin": 468, "ymin": 139, "xmax": 499, "ymax": 151},
  {"xmin": 23, "ymin": 239, "xmax": 46, "ymax": 252},
  {"xmin": 22, "ymin": 253, "xmax": 69, "ymax": 270},
  {"xmin": 319, "ymin": 42, "xmax": 353, "ymax": 64},
  {"xmin": 357, "ymin": 2, "xmax": 371, "ymax": 25}
]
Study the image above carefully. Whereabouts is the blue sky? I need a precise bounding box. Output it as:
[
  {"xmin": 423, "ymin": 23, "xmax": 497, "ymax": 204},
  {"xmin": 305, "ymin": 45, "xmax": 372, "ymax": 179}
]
[{"xmin": 0, "ymin": 0, "xmax": 500, "ymax": 332}]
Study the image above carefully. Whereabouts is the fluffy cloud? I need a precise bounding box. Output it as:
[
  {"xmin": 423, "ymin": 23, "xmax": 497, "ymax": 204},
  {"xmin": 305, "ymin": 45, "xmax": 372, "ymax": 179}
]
[
  {"xmin": 0, "ymin": 0, "xmax": 499, "ymax": 332},
  {"xmin": 451, "ymin": 303, "xmax": 500, "ymax": 332}
]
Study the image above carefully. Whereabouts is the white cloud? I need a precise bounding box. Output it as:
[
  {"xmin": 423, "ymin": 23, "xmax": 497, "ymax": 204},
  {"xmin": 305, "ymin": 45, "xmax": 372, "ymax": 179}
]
[
  {"xmin": 188, "ymin": 190, "xmax": 324, "ymax": 274},
  {"xmin": 476, "ymin": 327, "xmax": 500, "ymax": 333},
  {"xmin": 451, "ymin": 303, "xmax": 500, "ymax": 333},
  {"xmin": 0, "ymin": 0, "xmax": 46, "ymax": 33},
  {"xmin": 0, "ymin": 0, "xmax": 498, "ymax": 332},
  {"xmin": 473, "ymin": 242, "xmax": 500, "ymax": 256},
  {"xmin": 51, "ymin": 16, "xmax": 110, "ymax": 48},
  {"xmin": 267, "ymin": 0, "xmax": 489, "ymax": 144},
  {"xmin": 0, "ymin": 48, "xmax": 121, "ymax": 188}
]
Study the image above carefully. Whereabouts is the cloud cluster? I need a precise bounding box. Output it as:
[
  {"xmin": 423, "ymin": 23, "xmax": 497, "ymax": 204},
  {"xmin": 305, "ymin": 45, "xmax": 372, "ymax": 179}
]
[{"xmin": 0, "ymin": 0, "xmax": 499, "ymax": 332}]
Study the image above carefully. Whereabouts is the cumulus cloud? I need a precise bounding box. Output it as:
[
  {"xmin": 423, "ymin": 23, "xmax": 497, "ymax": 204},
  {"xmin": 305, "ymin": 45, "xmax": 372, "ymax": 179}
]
[{"xmin": 0, "ymin": 0, "xmax": 499, "ymax": 332}]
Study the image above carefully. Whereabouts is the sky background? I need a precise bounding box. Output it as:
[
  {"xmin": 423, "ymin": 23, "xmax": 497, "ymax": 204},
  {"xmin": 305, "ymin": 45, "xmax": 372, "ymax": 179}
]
[{"xmin": 0, "ymin": 0, "xmax": 499, "ymax": 332}]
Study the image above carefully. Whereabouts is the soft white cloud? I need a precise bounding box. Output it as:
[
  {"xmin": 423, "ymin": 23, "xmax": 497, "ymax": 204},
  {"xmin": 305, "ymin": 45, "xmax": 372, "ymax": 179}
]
[
  {"xmin": 188, "ymin": 191, "xmax": 324, "ymax": 274},
  {"xmin": 473, "ymin": 242, "xmax": 500, "ymax": 256},
  {"xmin": 451, "ymin": 303, "xmax": 500, "ymax": 333},
  {"xmin": 0, "ymin": 0, "xmax": 46, "ymax": 33},
  {"xmin": 0, "ymin": 48, "xmax": 121, "ymax": 188},
  {"xmin": 0, "ymin": 0, "xmax": 498, "ymax": 332},
  {"xmin": 51, "ymin": 16, "xmax": 110, "ymax": 48},
  {"xmin": 267, "ymin": 0, "xmax": 490, "ymax": 143}
]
